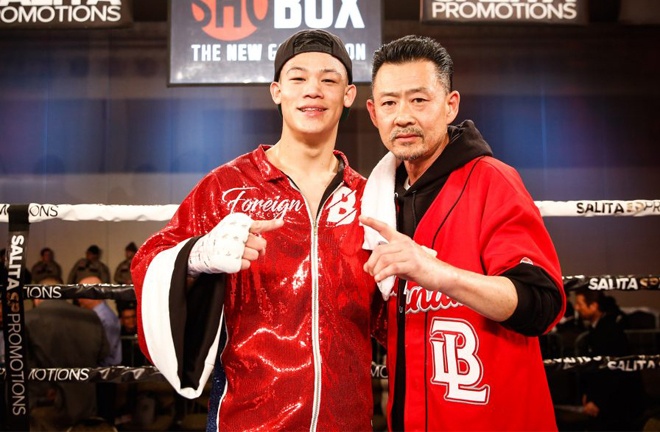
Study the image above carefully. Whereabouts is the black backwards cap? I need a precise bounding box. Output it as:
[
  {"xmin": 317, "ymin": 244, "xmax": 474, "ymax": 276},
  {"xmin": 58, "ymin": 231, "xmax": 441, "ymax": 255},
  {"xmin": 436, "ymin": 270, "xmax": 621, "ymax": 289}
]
[{"xmin": 274, "ymin": 29, "xmax": 353, "ymax": 84}]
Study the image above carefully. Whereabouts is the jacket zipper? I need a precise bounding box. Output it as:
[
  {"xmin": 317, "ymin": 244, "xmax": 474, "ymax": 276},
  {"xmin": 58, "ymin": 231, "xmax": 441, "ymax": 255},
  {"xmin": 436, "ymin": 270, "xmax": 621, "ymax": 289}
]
[{"xmin": 296, "ymin": 180, "xmax": 345, "ymax": 432}]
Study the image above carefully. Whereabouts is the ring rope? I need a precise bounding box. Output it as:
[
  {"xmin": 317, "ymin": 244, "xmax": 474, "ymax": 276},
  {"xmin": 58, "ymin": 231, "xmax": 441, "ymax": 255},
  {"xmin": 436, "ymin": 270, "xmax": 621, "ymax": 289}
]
[
  {"xmin": 1, "ymin": 199, "xmax": 660, "ymax": 223},
  {"xmin": 23, "ymin": 283, "xmax": 137, "ymax": 301},
  {"xmin": 18, "ymin": 274, "xmax": 660, "ymax": 302},
  {"xmin": 563, "ymin": 275, "xmax": 660, "ymax": 291},
  {"xmin": 2, "ymin": 353, "xmax": 658, "ymax": 384},
  {"xmin": 369, "ymin": 354, "xmax": 660, "ymax": 380},
  {"xmin": 0, "ymin": 365, "xmax": 166, "ymax": 384},
  {"xmin": 545, "ymin": 354, "xmax": 660, "ymax": 372},
  {"xmin": 11, "ymin": 278, "xmax": 659, "ymax": 384}
]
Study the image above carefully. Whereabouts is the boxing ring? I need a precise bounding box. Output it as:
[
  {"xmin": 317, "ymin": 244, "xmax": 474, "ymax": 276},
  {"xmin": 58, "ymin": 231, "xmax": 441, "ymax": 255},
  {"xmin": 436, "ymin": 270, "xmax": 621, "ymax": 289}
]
[{"xmin": 2, "ymin": 200, "xmax": 660, "ymax": 431}]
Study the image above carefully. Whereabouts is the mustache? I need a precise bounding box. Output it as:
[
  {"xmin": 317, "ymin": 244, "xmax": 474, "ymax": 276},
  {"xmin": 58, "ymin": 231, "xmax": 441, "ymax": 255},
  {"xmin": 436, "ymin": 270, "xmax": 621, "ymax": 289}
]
[{"xmin": 390, "ymin": 127, "xmax": 424, "ymax": 142}]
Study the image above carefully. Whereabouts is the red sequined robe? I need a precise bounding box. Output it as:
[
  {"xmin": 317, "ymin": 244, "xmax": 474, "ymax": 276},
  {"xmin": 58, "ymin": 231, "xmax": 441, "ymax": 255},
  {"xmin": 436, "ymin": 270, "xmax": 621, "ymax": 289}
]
[{"xmin": 131, "ymin": 146, "xmax": 383, "ymax": 431}]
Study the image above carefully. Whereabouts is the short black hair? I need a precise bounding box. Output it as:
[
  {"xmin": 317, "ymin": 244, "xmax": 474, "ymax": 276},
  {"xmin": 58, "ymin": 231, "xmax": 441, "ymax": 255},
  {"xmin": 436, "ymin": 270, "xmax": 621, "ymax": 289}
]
[
  {"xmin": 575, "ymin": 286, "xmax": 604, "ymax": 308},
  {"xmin": 575, "ymin": 287, "xmax": 623, "ymax": 316},
  {"xmin": 118, "ymin": 301, "xmax": 137, "ymax": 313},
  {"xmin": 371, "ymin": 35, "xmax": 454, "ymax": 93}
]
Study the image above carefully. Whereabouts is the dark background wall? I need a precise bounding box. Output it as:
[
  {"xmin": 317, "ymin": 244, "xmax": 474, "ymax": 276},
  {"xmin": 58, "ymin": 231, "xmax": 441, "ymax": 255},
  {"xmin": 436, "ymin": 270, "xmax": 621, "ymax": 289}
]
[{"xmin": 1, "ymin": 1, "xmax": 659, "ymax": 309}]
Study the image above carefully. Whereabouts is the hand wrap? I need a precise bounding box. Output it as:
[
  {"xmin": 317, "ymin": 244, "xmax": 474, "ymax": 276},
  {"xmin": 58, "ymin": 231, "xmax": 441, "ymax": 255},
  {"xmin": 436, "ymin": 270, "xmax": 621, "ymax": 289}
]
[{"xmin": 188, "ymin": 213, "xmax": 253, "ymax": 276}]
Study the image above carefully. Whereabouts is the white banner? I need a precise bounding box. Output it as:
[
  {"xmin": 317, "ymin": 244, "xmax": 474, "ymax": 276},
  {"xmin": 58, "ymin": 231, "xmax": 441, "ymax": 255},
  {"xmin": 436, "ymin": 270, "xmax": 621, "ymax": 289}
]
[
  {"xmin": 0, "ymin": 0, "xmax": 133, "ymax": 29},
  {"xmin": 421, "ymin": 0, "xmax": 588, "ymax": 25}
]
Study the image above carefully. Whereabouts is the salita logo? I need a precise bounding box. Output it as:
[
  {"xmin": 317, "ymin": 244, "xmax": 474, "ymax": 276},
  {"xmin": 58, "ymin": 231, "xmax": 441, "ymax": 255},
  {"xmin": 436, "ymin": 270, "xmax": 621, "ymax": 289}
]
[
  {"xmin": 0, "ymin": 0, "xmax": 131, "ymax": 27},
  {"xmin": 191, "ymin": 0, "xmax": 365, "ymax": 41}
]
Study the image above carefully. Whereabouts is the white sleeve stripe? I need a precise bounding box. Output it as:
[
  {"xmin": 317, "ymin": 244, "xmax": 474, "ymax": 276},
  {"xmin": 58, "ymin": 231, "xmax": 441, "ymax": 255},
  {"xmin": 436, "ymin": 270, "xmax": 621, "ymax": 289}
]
[{"xmin": 141, "ymin": 240, "xmax": 223, "ymax": 399}]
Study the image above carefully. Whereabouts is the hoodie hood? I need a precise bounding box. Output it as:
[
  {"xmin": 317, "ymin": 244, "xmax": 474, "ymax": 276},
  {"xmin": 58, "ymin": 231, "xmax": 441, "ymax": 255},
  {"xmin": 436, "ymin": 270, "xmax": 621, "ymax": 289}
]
[{"xmin": 395, "ymin": 119, "xmax": 493, "ymax": 237}]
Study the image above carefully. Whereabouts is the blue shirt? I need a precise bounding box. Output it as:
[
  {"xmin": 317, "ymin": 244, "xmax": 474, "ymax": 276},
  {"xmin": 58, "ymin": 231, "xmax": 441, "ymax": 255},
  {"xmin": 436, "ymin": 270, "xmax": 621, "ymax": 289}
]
[{"xmin": 93, "ymin": 302, "xmax": 122, "ymax": 366}]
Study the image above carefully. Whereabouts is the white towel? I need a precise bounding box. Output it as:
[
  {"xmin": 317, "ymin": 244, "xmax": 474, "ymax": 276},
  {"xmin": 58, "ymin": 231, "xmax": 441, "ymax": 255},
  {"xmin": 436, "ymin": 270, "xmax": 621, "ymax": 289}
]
[{"xmin": 361, "ymin": 152, "xmax": 399, "ymax": 300}]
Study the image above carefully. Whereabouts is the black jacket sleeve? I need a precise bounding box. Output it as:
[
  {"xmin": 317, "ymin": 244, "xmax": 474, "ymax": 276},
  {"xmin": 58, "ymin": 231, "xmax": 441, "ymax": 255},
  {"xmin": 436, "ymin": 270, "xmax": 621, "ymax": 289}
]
[{"xmin": 500, "ymin": 263, "xmax": 563, "ymax": 336}]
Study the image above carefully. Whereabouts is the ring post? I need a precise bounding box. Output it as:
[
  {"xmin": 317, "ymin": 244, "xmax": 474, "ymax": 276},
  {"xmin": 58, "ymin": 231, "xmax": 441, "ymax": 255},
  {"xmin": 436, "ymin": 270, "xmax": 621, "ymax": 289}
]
[{"xmin": 2, "ymin": 204, "xmax": 31, "ymax": 431}]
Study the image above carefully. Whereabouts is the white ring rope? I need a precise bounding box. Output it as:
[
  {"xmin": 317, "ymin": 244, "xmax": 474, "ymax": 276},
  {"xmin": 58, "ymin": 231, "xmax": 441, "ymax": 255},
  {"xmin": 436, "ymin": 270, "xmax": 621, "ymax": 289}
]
[
  {"xmin": 18, "ymin": 275, "xmax": 660, "ymax": 302},
  {"xmin": 0, "ymin": 203, "xmax": 179, "ymax": 223},
  {"xmin": 535, "ymin": 199, "xmax": 660, "ymax": 217},
  {"xmin": 1, "ymin": 200, "xmax": 660, "ymax": 223}
]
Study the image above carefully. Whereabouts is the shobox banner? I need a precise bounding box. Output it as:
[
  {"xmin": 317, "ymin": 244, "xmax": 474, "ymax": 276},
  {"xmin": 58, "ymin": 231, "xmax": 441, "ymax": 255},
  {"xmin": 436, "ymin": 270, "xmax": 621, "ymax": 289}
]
[
  {"xmin": 421, "ymin": 0, "xmax": 588, "ymax": 25},
  {"xmin": 169, "ymin": 0, "xmax": 382, "ymax": 85},
  {"xmin": 0, "ymin": 0, "xmax": 133, "ymax": 29}
]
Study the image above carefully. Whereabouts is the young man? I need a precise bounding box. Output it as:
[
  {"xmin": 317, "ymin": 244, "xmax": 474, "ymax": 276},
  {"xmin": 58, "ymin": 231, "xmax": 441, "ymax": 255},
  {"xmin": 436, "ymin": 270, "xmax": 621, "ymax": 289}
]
[
  {"xmin": 131, "ymin": 30, "xmax": 383, "ymax": 431},
  {"xmin": 361, "ymin": 35, "xmax": 566, "ymax": 430}
]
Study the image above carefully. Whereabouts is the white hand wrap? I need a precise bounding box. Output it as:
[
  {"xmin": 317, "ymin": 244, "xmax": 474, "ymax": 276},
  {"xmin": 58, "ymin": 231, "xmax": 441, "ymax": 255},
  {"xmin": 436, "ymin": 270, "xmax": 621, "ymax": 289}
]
[{"xmin": 188, "ymin": 213, "xmax": 254, "ymax": 276}]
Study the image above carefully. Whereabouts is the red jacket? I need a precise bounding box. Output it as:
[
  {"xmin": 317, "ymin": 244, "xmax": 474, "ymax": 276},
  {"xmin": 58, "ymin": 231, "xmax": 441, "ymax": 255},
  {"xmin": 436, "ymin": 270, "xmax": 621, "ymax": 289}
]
[
  {"xmin": 386, "ymin": 156, "xmax": 565, "ymax": 431},
  {"xmin": 132, "ymin": 146, "xmax": 382, "ymax": 431}
]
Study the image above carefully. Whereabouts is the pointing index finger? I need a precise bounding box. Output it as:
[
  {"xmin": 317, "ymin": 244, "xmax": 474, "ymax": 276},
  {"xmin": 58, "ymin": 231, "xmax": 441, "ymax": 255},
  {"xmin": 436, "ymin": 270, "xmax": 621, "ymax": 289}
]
[
  {"xmin": 359, "ymin": 215, "xmax": 397, "ymax": 242},
  {"xmin": 250, "ymin": 218, "xmax": 284, "ymax": 234}
]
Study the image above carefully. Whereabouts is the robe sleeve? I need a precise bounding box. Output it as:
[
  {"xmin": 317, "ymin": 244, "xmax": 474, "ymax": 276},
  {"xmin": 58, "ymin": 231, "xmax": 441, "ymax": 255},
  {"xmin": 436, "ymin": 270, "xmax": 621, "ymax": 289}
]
[{"xmin": 130, "ymin": 174, "xmax": 227, "ymax": 399}]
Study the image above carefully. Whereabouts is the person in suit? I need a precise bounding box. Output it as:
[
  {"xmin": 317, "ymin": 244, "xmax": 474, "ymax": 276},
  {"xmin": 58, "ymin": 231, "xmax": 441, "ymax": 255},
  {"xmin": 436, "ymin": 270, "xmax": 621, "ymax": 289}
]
[
  {"xmin": 25, "ymin": 277, "xmax": 109, "ymax": 431},
  {"xmin": 574, "ymin": 287, "xmax": 645, "ymax": 430}
]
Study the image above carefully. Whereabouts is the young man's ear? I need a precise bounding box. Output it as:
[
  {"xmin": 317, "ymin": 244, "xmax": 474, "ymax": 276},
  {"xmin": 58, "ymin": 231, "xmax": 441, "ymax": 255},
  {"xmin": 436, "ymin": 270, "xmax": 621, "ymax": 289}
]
[
  {"xmin": 270, "ymin": 81, "xmax": 282, "ymax": 105},
  {"xmin": 343, "ymin": 84, "xmax": 357, "ymax": 108}
]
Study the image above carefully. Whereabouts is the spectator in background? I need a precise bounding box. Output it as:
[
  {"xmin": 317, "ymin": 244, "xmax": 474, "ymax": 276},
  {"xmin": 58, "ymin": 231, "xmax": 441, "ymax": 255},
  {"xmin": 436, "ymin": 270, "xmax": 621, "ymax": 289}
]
[
  {"xmin": 31, "ymin": 247, "xmax": 63, "ymax": 284},
  {"xmin": 114, "ymin": 242, "xmax": 138, "ymax": 313},
  {"xmin": 574, "ymin": 287, "xmax": 645, "ymax": 430},
  {"xmin": 114, "ymin": 302, "xmax": 151, "ymax": 430},
  {"xmin": 118, "ymin": 301, "xmax": 147, "ymax": 367},
  {"xmin": 550, "ymin": 298, "xmax": 586, "ymax": 357},
  {"xmin": 78, "ymin": 275, "xmax": 122, "ymax": 427},
  {"xmin": 114, "ymin": 242, "xmax": 137, "ymax": 285},
  {"xmin": 77, "ymin": 275, "xmax": 122, "ymax": 366},
  {"xmin": 25, "ymin": 277, "xmax": 110, "ymax": 431},
  {"xmin": 119, "ymin": 301, "xmax": 137, "ymax": 335},
  {"xmin": 67, "ymin": 245, "xmax": 110, "ymax": 284}
]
